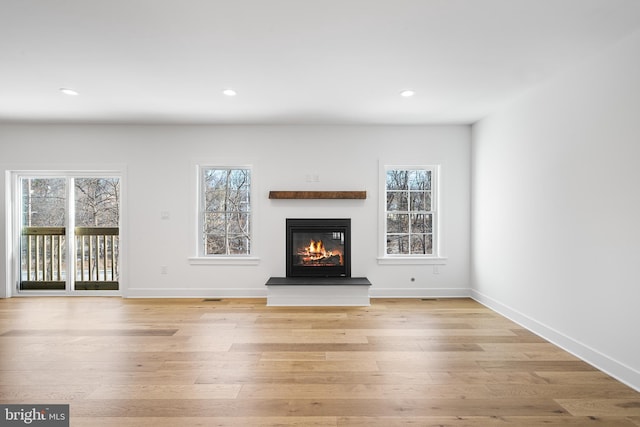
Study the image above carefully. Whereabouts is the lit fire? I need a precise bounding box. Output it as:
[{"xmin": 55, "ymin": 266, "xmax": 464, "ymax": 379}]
[{"xmin": 299, "ymin": 239, "xmax": 343, "ymax": 265}]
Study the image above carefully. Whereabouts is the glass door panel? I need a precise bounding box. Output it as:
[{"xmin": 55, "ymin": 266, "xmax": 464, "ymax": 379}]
[
  {"xmin": 20, "ymin": 178, "xmax": 67, "ymax": 290},
  {"xmin": 74, "ymin": 178, "xmax": 120, "ymax": 290}
]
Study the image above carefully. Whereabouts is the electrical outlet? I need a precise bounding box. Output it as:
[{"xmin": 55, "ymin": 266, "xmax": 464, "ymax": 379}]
[{"xmin": 160, "ymin": 266, "xmax": 168, "ymax": 275}]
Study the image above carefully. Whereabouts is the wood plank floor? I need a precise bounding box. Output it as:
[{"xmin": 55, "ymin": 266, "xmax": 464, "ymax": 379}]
[{"xmin": 1, "ymin": 297, "xmax": 639, "ymax": 426}]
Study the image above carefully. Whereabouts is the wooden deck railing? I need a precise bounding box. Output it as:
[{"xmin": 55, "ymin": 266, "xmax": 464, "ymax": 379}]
[
  {"xmin": 21, "ymin": 227, "xmax": 66, "ymax": 289},
  {"xmin": 75, "ymin": 227, "xmax": 119, "ymax": 290},
  {"xmin": 21, "ymin": 227, "xmax": 119, "ymax": 290}
]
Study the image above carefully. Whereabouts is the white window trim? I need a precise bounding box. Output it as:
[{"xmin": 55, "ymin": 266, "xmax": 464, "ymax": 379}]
[
  {"xmin": 189, "ymin": 162, "xmax": 260, "ymax": 266},
  {"xmin": 378, "ymin": 163, "xmax": 446, "ymax": 265}
]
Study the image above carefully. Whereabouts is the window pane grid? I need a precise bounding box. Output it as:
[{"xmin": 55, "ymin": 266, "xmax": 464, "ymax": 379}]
[{"xmin": 385, "ymin": 168, "xmax": 435, "ymax": 256}]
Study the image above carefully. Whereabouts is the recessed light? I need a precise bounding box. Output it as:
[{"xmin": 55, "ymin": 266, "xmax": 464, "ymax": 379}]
[
  {"xmin": 222, "ymin": 89, "xmax": 237, "ymax": 97},
  {"xmin": 59, "ymin": 88, "xmax": 79, "ymax": 96},
  {"xmin": 400, "ymin": 90, "xmax": 415, "ymax": 97}
]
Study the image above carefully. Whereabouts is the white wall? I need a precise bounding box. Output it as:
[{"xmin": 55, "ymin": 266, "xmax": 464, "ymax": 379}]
[
  {"xmin": 472, "ymin": 30, "xmax": 640, "ymax": 390},
  {"xmin": 1, "ymin": 125, "xmax": 471, "ymax": 299}
]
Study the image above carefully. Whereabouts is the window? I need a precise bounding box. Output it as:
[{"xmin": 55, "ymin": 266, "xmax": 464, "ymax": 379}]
[
  {"xmin": 382, "ymin": 165, "xmax": 440, "ymax": 260},
  {"xmin": 199, "ymin": 167, "xmax": 252, "ymax": 256}
]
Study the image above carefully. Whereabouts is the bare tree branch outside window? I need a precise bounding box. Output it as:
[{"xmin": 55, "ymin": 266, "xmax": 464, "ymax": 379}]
[
  {"xmin": 75, "ymin": 178, "xmax": 120, "ymax": 227},
  {"xmin": 22, "ymin": 178, "xmax": 66, "ymax": 227},
  {"xmin": 202, "ymin": 168, "xmax": 251, "ymax": 255}
]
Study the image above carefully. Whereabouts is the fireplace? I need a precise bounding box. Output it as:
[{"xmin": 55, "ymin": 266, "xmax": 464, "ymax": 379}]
[
  {"xmin": 266, "ymin": 217, "xmax": 368, "ymax": 306},
  {"xmin": 286, "ymin": 218, "xmax": 351, "ymax": 277}
]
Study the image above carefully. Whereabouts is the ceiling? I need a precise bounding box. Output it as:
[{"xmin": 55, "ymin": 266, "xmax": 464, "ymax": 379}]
[{"xmin": 2, "ymin": 0, "xmax": 640, "ymax": 125}]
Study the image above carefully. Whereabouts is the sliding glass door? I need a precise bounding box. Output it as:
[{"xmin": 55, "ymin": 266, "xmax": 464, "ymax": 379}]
[{"xmin": 18, "ymin": 174, "xmax": 121, "ymax": 293}]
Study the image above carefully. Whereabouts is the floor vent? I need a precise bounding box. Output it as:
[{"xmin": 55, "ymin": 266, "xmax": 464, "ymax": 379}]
[{"xmin": 203, "ymin": 298, "xmax": 223, "ymax": 302}]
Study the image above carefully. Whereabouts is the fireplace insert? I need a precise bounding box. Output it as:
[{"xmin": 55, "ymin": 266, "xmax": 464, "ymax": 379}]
[{"xmin": 286, "ymin": 218, "xmax": 351, "ymax": 277}]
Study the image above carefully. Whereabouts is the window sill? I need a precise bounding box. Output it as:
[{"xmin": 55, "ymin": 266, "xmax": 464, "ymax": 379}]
[
  {"xmin": 188, "ymin": 256, "xmax": 261, "ymax": 266},
  {"xmin": 377, "ymin": 256, "xmax": 447, "ymax": 265}
]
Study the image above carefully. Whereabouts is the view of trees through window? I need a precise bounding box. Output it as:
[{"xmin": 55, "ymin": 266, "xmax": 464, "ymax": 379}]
[
  {"xmin": 75, "ymin": 178, "xmax": 120, "ymax": 227},
  {"xmin": 21, "ymin": 177, "xmax": 120, "ymax": 228},
  {"xmin": 22, "ymin": 178, "xmax": 66, "ymax": 227},
  {"xmin": 202, "ymin": 168, "xmax": 251, "ymax": 255},
  {"xmin": 385, "ymin": 168, "xmax": 434, "ymax": 255}
]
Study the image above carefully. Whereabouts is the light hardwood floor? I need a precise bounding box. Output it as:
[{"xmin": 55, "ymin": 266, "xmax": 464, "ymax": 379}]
[{"xmin": 1, "ymin": 297, "xmax": 639, "ymax": 426}]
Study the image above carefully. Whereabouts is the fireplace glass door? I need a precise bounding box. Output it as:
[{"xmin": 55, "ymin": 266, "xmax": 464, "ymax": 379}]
[{"xmin": 286, "ymin": 218, "xmax": 350, "ymax": 277}]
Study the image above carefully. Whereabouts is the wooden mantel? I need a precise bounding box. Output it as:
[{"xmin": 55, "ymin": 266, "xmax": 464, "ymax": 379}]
[{"xmin": 269, "ymin": 191, "xmax": 366, "ymax": 200}]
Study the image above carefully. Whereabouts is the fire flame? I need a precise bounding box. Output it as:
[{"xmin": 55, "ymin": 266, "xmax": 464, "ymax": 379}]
[
  {"xmin": 300, "ymin": 239, "xmax": 343, "ymax": 264},
  {"xmin": 308, "ymin": 239, "xmax": 326, "ymax": 255}
]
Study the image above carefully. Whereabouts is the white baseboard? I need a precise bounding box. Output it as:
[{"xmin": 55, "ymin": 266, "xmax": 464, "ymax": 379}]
[
  {"xmin": 123, "ymin": 288, "xmax": 268, "ymax": 298},
  {"xmin": 369, "ymin": 287, "xmax": 471, "ymax": 298},
  {"xmin": 471, "ymin": 289, "xmax": 640, "ymax": 392},
  {"xmin": 123, "ymin": 287, "xmax": 472, "ymax": 299}
]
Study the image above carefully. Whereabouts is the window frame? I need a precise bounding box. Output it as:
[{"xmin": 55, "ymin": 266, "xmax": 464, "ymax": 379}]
[
  {"xmin": 378, "ymin": 164, "xmax": 446, "ymax": 265},
  {"xmin": 189, "ymin": 163, "xmax": 259, "ymax": 265}
]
